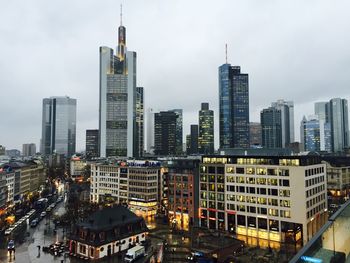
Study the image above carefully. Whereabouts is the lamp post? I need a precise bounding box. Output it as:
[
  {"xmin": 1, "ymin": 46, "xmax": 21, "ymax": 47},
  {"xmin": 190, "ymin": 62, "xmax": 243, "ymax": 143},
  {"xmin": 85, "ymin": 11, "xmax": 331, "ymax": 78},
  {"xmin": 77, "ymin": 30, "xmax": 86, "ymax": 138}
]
[{"xmin": 329, "ymin": 218, "xmax": 336, "ymax": 257}]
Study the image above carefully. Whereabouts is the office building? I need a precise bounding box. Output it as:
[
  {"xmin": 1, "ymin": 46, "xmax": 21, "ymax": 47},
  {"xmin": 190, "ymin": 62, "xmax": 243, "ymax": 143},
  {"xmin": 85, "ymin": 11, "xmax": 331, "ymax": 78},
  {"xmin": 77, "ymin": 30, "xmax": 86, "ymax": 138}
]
[
  {"xmin": 169, "ymin": 109, "xmax": 183, "ymax": 155},
  {"xmin": 328, "ymin": 98, "xmax": 349, "ymax": 152},
  {"xmin": 0, "ymin": 146, "xmax": 5, "ymax": 156},
  {"xmin": 90, "ymin": 160, "xmax": 161, "ymax": 217},
  {"xmin": 261, "ymin": 107, "xmax": 282, "ymax": 148},
  {"xmin": 314, "ymin": 102, "xmax": 332, "ymax": 152},
  {"xmin": 271, "ymin": 100, "xmax": 294, "ymax": 147},
  {"xmin": 22, "ymin": 143, "xmax": 36, "ymax": 157},
  {"xmin": 99, "ymin": 10, "xmax": 143, "ymax": 158},
  {"xmin": 146, "ymin": 108, "xmax": 155, "ymax": 154},
  {"xmin": 249, "ymin": 122, "xmax": 262, "ymax": 147},
  {"xmin": 189, "ymin": 125, "xmax": 199, "ymax": 155},
  {"xmin": 199, "ymin": 155, "xmax": 327, "ymax": 246},
  {"xmin": 86, "ymin": 129, "xmax": 99, "ymax": 159},
  {"xmin": 166, "ymin": 159, "xmax": 200, "ymax": 230},
  {"xmin": 300, "ymin": 116, "xmax": 321, "ymax": 152},
  {"xmin": 70, "ymin": 155, "xmax": 87, "ymax": 178},
  {"xmin": 219, "ymin": 64, "xmax": 249, "ymax": 149},
  {"xmin": 5, "ymin": 149, "xmax": 21, "ymax": 158},
  {"xmin": 199, "ymin": 103, "xmax": 214, "ymax": 154},
  {"xmin": 41, "ymin": 96, "xmax": 77, "ymax": 157},
  {"xmin": 154, "ymin": 111, "xmax": 177, "ymax": 156}
]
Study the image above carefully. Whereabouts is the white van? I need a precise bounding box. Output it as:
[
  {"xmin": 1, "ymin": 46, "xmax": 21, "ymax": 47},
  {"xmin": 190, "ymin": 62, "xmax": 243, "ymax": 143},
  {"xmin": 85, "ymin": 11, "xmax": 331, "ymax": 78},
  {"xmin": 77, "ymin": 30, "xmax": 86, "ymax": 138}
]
[{"xmin": 124, "ymin": 245, "xmax": 145, "ymax": 262}]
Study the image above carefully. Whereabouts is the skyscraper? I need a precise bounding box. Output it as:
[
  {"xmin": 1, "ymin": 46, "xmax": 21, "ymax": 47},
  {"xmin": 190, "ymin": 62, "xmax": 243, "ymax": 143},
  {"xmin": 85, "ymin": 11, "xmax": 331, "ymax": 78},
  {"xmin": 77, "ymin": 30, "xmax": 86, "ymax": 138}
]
[
  {"xmin": 219, "ymin": 64, "xmax": 249, "ymax": 149},
  {"xmin": 41, "ymin": 96, "xmax": 76, "ymax": 157},
  {"xmin": 154, "ymin": 111, "xmax": 177, "ymax": 156},
  {"xmin": 189, "ymin": 124, "xmax": 199, "ymax": 155},
  {"xmin": 135, "ymin": 87, "xmax": 144, "ymax": 157},
  {"xmin": 146, "ymin": 108, "xmax": 155, "ymax": 154},
  {"xmin": 86, "ymin": 129, "xmax": 99, "ymax": 159},
  {"xmin": 314, "ymin": 102, "xmax": 332, "ymax": 152},
  {"xmin": 198, "ymin": 103, "xmax": 214, "ymax": 154},
  {"xmin": 22, "ymin": 143, "xmax": 36, "ymax": 157},
  {"xmin": 249, "ymin": 122, "xmax": 262, "ymax": 147},
  {"xmin": 300, "ymin": 116, "xmax": 321, "ymax": 152},
  {"xmin": 169, "ymin": 109, "xmax": 183, "ymax": 155},
  {"xmin": 328, "ymin": 98, "xmax": 349, "ymax": 152},
  {"xmin": 99, "ymin": 8, "xmax": 143, "ymax": 158},
  {"xmin": 315, "ymin": 99, "xmax": 349, "ymax": 152},
  {"xmin": 271, "ymin": 99, "xmax": 294, "ymax": 147},
  {"xmin": 260, "ymin": 107, "xmax": 282, "ymax": 148}
]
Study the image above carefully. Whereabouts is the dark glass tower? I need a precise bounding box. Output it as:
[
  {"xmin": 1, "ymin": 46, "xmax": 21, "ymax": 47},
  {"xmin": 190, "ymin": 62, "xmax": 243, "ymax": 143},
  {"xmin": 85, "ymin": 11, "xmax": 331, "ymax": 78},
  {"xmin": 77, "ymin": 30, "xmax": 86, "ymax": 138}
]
[
  {"xmin": 86, "ymin": 129, "xmax": 99, "ymax": 159},
  {"xmin": 198, "ymin": 103, "xmax": 214, "ymax": 154},
  {"xmin": 260, "ymin": 107, "xmax": 282, "ymax": 148},
  {"xmin": 154, "ymin": 111, "xmax": 178, "ymax": 156},
  {"xmin": 219, "ymin": 64, "xmax": 249, "ymax": 149},
  {"xmin": 189, "ymin": 124, "xmax": 199, "ymax": 154}
]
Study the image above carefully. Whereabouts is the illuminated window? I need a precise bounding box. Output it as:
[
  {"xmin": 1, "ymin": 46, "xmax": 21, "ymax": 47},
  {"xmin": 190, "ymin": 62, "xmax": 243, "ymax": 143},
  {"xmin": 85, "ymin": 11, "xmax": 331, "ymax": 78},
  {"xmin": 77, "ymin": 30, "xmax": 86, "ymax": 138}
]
[
  {"xmin": 257, "ymin": 197, "xmax": 267, "ymax": 205},
  {"xmin": 257, "ymin": 168, "xmax": 267, "ymax": 175},
  {"xmin": 268, "ymin": 208, "xmax": 279, "ymax": 216},
  {"xmin": 246, "ymin": 167, "xmax": 255, "ymax": 175},
  {"xmin": 226, "ymin": 166, "xmax": 235, "ymax": 174},
  {"xmin": 226, "ymin": 176, "xmax": 235, "ymax": 183},
  {"xmin": 246, "ymin": 177, "xmax": 255, "ymax": 184},
  {"xmin": 280, "ymin": 200, "xmax": 291, "ymax": 207}
]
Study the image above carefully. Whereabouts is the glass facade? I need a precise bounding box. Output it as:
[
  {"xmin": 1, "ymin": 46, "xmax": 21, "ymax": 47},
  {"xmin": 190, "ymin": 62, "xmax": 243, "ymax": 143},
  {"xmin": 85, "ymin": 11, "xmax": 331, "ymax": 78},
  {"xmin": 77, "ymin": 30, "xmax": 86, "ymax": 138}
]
[
  {"xmin": 301, "ymin": 117, "xmax": 321, "ymax": 152},
  {"xmin": 291, "ymin": 199, "xmax": 350, "ymax": 263},
  {"xmin": 219, "ymin": 64, "xmax": 249, "ymax": 149},
  {"xmin": 260, "ymin": 107, "xmax": 282, "ymax": 148},
  {"xmin": 169, "ymin": 109, "xmax": 183, "ymax": 154},
  {"xmin": 86, "ymin": 129, "xmax": 99, "ymax": 159},
  {"xmin": 199, "ymin": 103, "xmax": 214, "ymax": 154},
  {"xmin": 41, "ymin": 96, "xmax": 76, "ymax": 157},
  {"xmin": 154, "ymin": 111, "xmax": 177, "ymax": 156}
]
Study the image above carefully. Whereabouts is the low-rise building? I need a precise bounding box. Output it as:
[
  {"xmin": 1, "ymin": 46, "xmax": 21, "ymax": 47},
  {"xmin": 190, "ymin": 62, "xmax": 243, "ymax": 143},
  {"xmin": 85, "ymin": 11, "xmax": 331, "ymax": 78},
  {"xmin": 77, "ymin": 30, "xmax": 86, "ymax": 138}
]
[
  {"xmin": 70, "ymin": 156, "xmax": 87, "ymax": 178},
  {"xmin": 69, "ymin": 206, "xmax": 148, "ymax": 260},
  {"xmin": 199, "ymin": 155, "xmax": 327, "ymax": 247}
]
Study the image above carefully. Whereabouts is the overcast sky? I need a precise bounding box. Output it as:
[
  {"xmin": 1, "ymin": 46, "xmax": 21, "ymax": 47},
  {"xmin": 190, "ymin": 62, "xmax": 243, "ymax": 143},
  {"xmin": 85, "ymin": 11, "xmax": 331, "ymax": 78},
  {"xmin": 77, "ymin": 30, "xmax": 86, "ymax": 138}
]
[{"xmin": 1, "ymin": 0, "xmax": 350, "ymax": 151}]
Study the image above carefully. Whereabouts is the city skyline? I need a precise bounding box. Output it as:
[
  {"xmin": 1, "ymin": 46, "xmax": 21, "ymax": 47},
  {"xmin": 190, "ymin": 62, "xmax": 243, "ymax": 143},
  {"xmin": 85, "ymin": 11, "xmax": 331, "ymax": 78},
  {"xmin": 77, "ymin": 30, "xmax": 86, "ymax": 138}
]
[{"xmin": 1, "ymin": 0, "xmax": 350, "ymax": 151}]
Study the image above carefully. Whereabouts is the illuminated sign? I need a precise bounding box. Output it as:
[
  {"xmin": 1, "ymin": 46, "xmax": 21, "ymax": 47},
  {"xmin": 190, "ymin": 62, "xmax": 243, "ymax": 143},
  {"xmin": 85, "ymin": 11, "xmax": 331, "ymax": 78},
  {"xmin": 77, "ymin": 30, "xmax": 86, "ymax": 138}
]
[{"xmin": 300, "ymin": 256, "xmax": 323, "ymax": 263}]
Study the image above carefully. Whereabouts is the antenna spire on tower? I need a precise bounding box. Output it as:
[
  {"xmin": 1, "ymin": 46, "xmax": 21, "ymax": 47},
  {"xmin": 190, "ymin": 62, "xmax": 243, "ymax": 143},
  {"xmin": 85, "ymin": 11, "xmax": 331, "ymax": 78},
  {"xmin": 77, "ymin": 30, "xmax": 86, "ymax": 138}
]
[
  {"xmin": 120, "ymin": 4, "xmax": 123, "ymax": 26},
  {"xmin": 225, "ymin": 43, "xmax": 228, "ymax": 64}
]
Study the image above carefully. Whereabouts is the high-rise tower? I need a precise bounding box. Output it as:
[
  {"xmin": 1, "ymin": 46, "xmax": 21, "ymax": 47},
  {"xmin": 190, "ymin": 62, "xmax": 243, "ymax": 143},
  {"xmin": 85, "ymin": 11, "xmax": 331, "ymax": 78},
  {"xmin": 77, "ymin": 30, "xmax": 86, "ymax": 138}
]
[
  {"xmin": 198, "ymin": 103, "xmax": 214, "ymax": 154},
  {"xmin": 99, "ymin": 6, "xmax": 143, "ymax": 158},
  {"xmin": 219, "ymin": 62, "xmax": 249, "ymax": 149},
  {"xmin": 41, "ymin": 96, "xmax": 76, "ymax": 157}
]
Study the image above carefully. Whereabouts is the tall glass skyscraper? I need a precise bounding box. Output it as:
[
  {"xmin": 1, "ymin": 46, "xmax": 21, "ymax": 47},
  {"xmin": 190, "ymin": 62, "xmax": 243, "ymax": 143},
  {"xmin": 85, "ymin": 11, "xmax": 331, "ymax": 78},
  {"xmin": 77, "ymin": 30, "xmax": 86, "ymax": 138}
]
[
  {"xmin": 219, "ymin": 64, "xmax": 249, "ymax": 149},
  {"xmin": 41, "ymin": 96, "xmax": 76, "ymax": 157},
  {"xmin": 260, "ymin": 107, "xmax": 282, "ymax": 148},
  {"xmin": 169, "ymin": 109, "xmax": 183, "ymax": 155},
  {"xmin": 99, "ymin": 10, "xmax": 143, "ymax": 158},
  {"xmin": 198, "ymin": 103, "xmax": 214, "ymax": 154},
  {"xmin": 154, "ymin": 111, "xmax": 177, "ymax": 156},
  {"xmin": 271, "ymin": 99, "xmax": 294, "ymax": 147},
  {"xmin": 315, "ymin": 99, "xmax": 349, "ymax": 152},
  {"xmin": 300, "ymin": 116, "xmax": 321, "ymax": 152}
]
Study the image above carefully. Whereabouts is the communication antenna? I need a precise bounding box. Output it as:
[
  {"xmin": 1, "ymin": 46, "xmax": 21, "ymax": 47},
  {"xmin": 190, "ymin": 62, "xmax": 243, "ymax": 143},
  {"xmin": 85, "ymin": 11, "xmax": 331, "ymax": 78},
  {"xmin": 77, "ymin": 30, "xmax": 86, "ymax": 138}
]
[
  {"xmin": 225, "ymin": 43, "xmax": 228, "ymax": 64},
  {"xmin": 120, "ymin": 4, "xmax": 123, "ymax": 25}
]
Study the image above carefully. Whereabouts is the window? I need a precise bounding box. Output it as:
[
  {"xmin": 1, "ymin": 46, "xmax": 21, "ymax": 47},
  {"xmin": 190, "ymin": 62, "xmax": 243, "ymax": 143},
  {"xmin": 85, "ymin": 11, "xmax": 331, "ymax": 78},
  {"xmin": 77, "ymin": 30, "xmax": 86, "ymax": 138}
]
[
  {"xmin": 226, "ymin": 176, "xmax": 235, "ymax": 183},
  {"xmin": 257, "ymin": 178, "xmax": 266, "ymax": 185},
  {"xmin": 257, "ymin": 197, "xmax": 267, "ymax": 205},
  {"xmin": 280, "ymin": 200, "xmax": 291, "ymax": 207},
  {"xmin": 268, "ymin": 208, "xmax": 279, "ymax": 216},
  {"xmin": 236, "ymin": 167, "xmax": 245, "ymax": 174},
  {"xmin": 279, "ymin": 189, "xmax": 290, "ymax": 197},
  {"xmin": 268, "ymin": 198, "xmax": 278, "ymax": 206},
  {"xmin": 257, "ymin": 168, "xmax": 267, "ymax": 175},
  {"xmin": 268, "ymin": 189, "xmax": 278, "ymax": 196},
  {"xmin": 279, "ymin": 179, "xmax": 290, "ymax": 187},
  {"xmin": 226, "ymin": 167, "xmax": 235, "ymax": 173},
  {"xmin": 267, "ymin": 169, "xmax": 277, "ymax": 176},
  {"xmin": 246, "ymin": 167, "xmax": 255, "ymax": 175},
  {"xmin": 280, "ymin": 210, "xmax": 291, "ymax": 218},
  {"xmin": 246, "ymin": 177, "xmax": 255, "ymax": 184},
  {"xmin": 268, "ymin": 178, "xmax": 278, "ymax": 186},
  {"xmin": 79, "ymin": 244, "xmax": 86, "ymax": 254}
]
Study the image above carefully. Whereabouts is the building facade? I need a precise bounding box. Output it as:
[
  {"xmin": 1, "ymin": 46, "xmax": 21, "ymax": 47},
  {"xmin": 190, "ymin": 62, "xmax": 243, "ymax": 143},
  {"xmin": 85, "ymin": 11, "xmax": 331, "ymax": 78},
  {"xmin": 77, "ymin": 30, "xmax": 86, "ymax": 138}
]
[
  {"xmin": 169, "ymin": 109, "xmax": 183, "ymax": 155},
  {"xmin": 86, "ymin": 129, "xmax": 99, "ymax": 159},
  {"xmin": 261, "ymin": 107, "xmax": 282, "ymax": 148},
  {"xmin": 271, "ymin": 100, "xmax": 294, "ymax": 147},
  {"xmin": 300, "ymin": 116, "xmax": 321, "ymax": 152},
  {"xmin": 219, "ymin": 64, "xmax": 249, "ymax": 149},
  {"xmin": 90, "ymin": 160, "xmax": 162, "ymax": 217},
  {"xmin": 198, "ymin": 103, "xmax": 214, "ymax": 154},
  {"xmin": 69, "ymin": 206, "xmax": 148, "ymax": 260},
  {"xmin": 166, "ymin": 159, "xmax": 199, "ymax": 230},
  {"xmin": 199, "ymin": 156, "xmax": 327, "ymax": 246},
  {"xmin": 41, "ymin": 96, "xmax": 77, "ymax": 157},
  {"xmin": 154, "ymin": 111, "xmax": 177, "ymax": 156},
  {"xmin": 249, "ymin": 122, "xmax": 262, "ymax": 147},
  {"xmin": 146, "ymin": 108, "xmax": 155, "ymax": 154},
  {"xmin": 189, "ymin": 124, "xmax": 199, "ymax": 155},
  {"xmin": 22, "ymin": 143, "xmax": 36, "ymax": 157},
  {"xmin": 99, "ymin": 15, "xmax": 143, "ymax": 158}
]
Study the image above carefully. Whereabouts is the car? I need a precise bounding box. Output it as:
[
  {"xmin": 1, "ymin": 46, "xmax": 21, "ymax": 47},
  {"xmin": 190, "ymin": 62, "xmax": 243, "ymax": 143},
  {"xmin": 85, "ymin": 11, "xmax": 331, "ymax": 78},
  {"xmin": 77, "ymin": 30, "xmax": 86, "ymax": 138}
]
[
  {"xmin": 40, "ymin": 211, "xmax": 47, "ymax": 218},
  {"xmin": 46, "ymin": 207, "xmax": 52, "ymax": 213},
  {"xmin": 4, "ymin": 228, "xmax": 13, "ymax": 235},
  {"xmin": 30, "ymin": 218, "xmax": 39, "ymax": 227},
  {"xmin": 7, "ymin": 240, "xmax": 15, "ymax": 251}
]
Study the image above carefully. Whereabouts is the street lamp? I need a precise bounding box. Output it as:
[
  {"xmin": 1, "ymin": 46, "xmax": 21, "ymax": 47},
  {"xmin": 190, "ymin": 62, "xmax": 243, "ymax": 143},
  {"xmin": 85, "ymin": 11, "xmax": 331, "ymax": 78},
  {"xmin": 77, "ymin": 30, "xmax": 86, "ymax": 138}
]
[{"xmin": 329, "ymin": 218, "xmax": 336, "ymax": 257}]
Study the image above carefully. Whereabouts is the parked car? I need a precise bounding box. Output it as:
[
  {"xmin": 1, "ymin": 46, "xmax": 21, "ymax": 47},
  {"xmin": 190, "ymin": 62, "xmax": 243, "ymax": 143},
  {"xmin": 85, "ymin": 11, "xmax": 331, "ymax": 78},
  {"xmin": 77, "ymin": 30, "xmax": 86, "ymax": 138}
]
[
  {"xmin": 40, "ymin": 211, "xmax": 47, "ymax": 218},
  {"xmin": 30, "ymin": 218, "xmax": 39, "ymax": 228},
  {"xmin": 4, "ymin": 228, "xmax": 13, "ymax": 236}
]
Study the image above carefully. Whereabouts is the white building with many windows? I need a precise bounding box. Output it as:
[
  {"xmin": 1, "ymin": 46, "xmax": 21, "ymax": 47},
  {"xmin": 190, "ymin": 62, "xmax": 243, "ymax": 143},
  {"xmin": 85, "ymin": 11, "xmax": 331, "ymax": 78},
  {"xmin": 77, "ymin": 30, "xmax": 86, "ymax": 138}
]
[
  {"xmin": 199, "ymin": 155, "xmax": 327, "ymax": 247},
  {"xmin": 90, "ymin": 160, "xmax": 162, "ymax": 217}
]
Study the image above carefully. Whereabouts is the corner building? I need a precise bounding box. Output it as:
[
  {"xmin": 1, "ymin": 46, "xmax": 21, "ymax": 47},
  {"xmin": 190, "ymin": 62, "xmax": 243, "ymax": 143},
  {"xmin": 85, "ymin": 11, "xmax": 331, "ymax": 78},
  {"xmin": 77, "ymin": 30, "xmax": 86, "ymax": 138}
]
[{"xmin": 199, "ymin": 156, "xmax": 327, "ymax": 247}]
